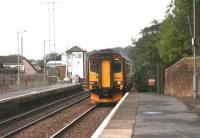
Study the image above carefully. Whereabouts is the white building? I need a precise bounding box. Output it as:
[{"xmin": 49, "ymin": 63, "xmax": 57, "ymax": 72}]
[{"xmin": 62, "ymin": 46, "xmax": 87, "ymax": 79}]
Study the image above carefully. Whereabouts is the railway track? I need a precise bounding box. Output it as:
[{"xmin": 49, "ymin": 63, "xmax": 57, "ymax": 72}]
[
  {"xmin": 48, "ymin": 105, "xmax": 113, "ymax": 138},
  {"xmin": 11, "ymin": 101, "xmax": 113, "ymax": 138},
  {"xmin": 0, "ymin": 90, "xmax": 89, "ymax": 138},
  {"xmin": 50, "ymin": 105, "xmax": 97, "ymax": 138}
]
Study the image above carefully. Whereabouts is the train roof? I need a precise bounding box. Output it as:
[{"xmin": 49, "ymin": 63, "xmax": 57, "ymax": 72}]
[
  {"xmin": 91, "ymin": 49, "xmax": 119, "ymax": 55},
  {"xmin": 89, "ymin": 49, "xmax": 133, "ymax": 63}
]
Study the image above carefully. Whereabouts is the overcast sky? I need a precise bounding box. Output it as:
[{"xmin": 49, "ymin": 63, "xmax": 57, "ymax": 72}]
[{"xmin": 0, "ymin": 0, "xmax": 171, "ymax": 60}]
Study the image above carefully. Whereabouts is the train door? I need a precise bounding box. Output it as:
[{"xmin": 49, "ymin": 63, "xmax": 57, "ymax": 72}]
[{"xmin": 101, "ymin": 60, "xmax": 111, "ymax": 88}]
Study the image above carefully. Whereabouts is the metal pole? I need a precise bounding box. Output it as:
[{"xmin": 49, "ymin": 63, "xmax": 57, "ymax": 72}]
[
  {"xmin": 44, "ymin": 40, "xmax": 50, "ymax": 85},
  {"xmin": 21, "ymin": 37, "xmax": 23, "ymax": 58},
  {"xmin": 52, "ymin": 0, "xmax": 57, "ymax": 78},
  {"xmin": 193, "ymin": 0, "xmax": 198, "ymax": 98},
  {"xmin": 16, "ymin": 30, "xmax": 26, "ymax": 90},
  {"xmin": 44, "ymin": 40, "xmax": 46, "ymax": 85},
  {"xmin": 17, "ymin": 32, "xmax": 20, "ymax": 89},
  {"xmin": 21, "ymin": 37, "xmax": 23, "ymax": 71},
  {"xmin": 48, "ymin": 7, "xmax": 51, "ymax": 51}
]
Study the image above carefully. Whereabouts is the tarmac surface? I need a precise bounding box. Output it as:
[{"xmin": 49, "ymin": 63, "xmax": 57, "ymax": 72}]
[{"xmin": 132, "ymin": 93, "xmax": 200, "ymax": 138}]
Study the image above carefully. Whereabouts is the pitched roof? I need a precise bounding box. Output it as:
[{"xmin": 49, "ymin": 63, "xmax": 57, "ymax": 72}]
[
  {"xmin": 66, "ymin": 46, "xmax": 86, "ymax": 52},
  {"xmin": 28, "ymin": 59, "xmax": 42, "ymax": 71},
  {"xmin": 23, "ymin": 57, "xmax": 38, "ymax": 73},
  {"xmin": 0, "ymin": 56, "xmax": 22, "ymax": 64}
]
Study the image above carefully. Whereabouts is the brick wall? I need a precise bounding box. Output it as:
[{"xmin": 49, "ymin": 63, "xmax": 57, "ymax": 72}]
[{"xmin": 165, "ymin": 57, "xmax": 200, "ymax": 97}]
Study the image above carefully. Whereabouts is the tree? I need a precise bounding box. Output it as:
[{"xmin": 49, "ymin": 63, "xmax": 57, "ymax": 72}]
[
  {"xmin": 3, "ymin": 66, "xmax": 18, "ymax": 75},
  {"xmin": 128, "ymin": 0, "xmax": 200, "ymax": 91},
  {"xmin": 44, "ymin": 52, "xmax": 61, "ymax": 62},
  {"xmin": 129, "ymin": 21, "xmax": 161, "ymax": 91},
  {"xmin": 156, "ymin": 0, "xmax": 200, "ymax": 66},
  {"xmin": 157, "ymin": 15, "xmax": 191, "ymax": 66},
  {"xmin": 173, "ymin": 0, "xmax": 200, "ymax": 54}
]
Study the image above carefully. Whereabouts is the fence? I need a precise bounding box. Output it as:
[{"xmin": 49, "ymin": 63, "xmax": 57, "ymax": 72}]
[{"xmin": 0, "ymin": 74, "xmax": 57, "ymax": 92}]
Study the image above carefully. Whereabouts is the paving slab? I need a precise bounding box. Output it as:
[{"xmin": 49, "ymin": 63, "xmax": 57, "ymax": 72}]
[
  {"xmin": 99, "ymin": 92, "xmax": 139, "ymax": 138},
  {"xmin": 132, "ymin": 93, "xmax": 200, "ymax": 138}
]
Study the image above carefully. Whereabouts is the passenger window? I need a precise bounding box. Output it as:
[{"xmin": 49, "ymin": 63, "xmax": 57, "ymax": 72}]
[
  {"xmin": 114, "ymin": 59, "xmax": 121, "ymax": 73},
  {"xmin": 90, "ymin": 58, "xmax": 99, "ymax": 73}
]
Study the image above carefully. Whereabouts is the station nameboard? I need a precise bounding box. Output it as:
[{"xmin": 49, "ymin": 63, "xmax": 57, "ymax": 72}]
[{"xmin": 148, "ymin": 79, "xmax": 156, "ymax": 86}]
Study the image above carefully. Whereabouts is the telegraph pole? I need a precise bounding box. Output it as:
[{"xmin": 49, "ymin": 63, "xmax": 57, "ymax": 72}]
[
  {"xmin": 41, "ymin": 0, "xmax": 63, "ymax": 68},
  {"xmin": 41, "ymin": 0, "xmax": 63, "ymax": 78}
]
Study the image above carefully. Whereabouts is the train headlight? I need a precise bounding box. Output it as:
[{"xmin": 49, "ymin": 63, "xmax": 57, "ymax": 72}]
[
  {"xmin": 115, "ymin": 81, "xmax": 122, "ymax": 85},
  {"xmin": 117, "ymin": 81, "xmax": 122, "ymax": 85}
]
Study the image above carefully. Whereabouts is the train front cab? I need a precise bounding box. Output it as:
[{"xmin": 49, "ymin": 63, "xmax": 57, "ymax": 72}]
[{"xmin": 88, "ymin": 55, "xmax": 125, "ymax": 103}]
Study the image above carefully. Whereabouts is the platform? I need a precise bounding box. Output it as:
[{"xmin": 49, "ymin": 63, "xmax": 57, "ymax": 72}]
[
  {"xmin": 92, "ymin": 92, "xmax": 200, "ymax": 138},
  {"xmin": 0, "ymin": 83, "xmax": 81, "ymax": 104},
  {"xmin": 92, "ymin": 92, "xmax": 139, "ymax": 138},
  {"xmin": 132, "ymin": 93, "xmax": 200, "ymax": 138}
]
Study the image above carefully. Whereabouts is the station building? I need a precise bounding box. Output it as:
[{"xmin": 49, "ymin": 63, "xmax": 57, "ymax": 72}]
[
  {"xmin": 62, "ymin": 46, "xmax": 87, "ymax": 80},
  {"xmin": 46, "ymin": 46, "xmax": 87, "ymax": 81}
]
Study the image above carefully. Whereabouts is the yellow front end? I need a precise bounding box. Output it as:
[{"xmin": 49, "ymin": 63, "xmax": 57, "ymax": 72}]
[
  {"xmin": 88, "ymin": 56, "xmax": 124, "ymax": 104},
  {"xmin": 90, "ymin": 92, "xmax": 123, "ymax": 103}
]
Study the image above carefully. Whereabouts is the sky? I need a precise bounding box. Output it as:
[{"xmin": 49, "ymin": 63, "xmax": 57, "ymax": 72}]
[{"xmin": 0, "ymin": 0, "xmax": 171, "ymax": 60}]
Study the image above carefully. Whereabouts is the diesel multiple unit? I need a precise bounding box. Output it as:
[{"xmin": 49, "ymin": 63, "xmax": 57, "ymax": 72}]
[{"xmin": 87, "ymin": 49, "xmax": 134, "ymax": 103}]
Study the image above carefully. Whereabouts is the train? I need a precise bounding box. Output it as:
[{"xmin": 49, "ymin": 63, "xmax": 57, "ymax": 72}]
[{"xmin": 87, "ymin": 49, "xmax": 134, "ymax": 103}]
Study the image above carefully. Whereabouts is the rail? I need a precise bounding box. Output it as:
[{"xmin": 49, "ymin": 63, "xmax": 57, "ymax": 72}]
[
  {"xmin": 0, "ymin": 91, "xmax": 89, "ymax": 138},
  {"xmin": 50, "ymin": 105, "xmax": 97, "ymax": 138}
]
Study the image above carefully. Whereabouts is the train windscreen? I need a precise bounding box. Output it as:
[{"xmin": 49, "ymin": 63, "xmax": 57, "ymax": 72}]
[{"xmin": 90, "ymin": 58, "xmax": 99, "ymax": 73}]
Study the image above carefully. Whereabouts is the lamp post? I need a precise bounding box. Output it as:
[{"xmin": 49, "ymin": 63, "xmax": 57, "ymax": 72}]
[
  {"xmin": 44, "ymin": 40, "xmax": 50, "ymax": 85},
  {"xmin": 17, "ymin": 30, "xmax": 26, "ymax": 90},
  {"xmin": 192, "ymin": 0, "xmax": 198, "ymax": 98}
]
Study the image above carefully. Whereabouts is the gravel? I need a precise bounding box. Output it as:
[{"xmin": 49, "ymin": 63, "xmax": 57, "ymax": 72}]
[
  {"xmin": 60, "ymin": 104, "xmax": 113, "ymax": 138},
  {"xmin": 0, "ymin": 92, "xmax": 88, "ymax": 137},
  {"xmin": 13, "ymin": 99, "xmax": 93, "ymax": 138}
]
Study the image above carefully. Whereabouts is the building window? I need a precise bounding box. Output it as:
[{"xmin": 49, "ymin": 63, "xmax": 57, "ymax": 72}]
[
  {"xmin": 78, "ymin": 54, "xmax": 82, "ymax": 58},
  {"xmin": 73, "ymin": 54, "xmax": 78, "ymax": 58}
]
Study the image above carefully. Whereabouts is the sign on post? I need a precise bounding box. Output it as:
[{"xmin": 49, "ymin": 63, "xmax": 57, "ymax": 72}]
[{"xmin": 148, "ymin": 79, "xmax": 156, "ymax": 86}]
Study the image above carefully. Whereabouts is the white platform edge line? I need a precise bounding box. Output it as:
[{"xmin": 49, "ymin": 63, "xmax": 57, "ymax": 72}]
[{"xmin": 91, "ymin": 92, "xmax": 130, "ymax": 138}]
